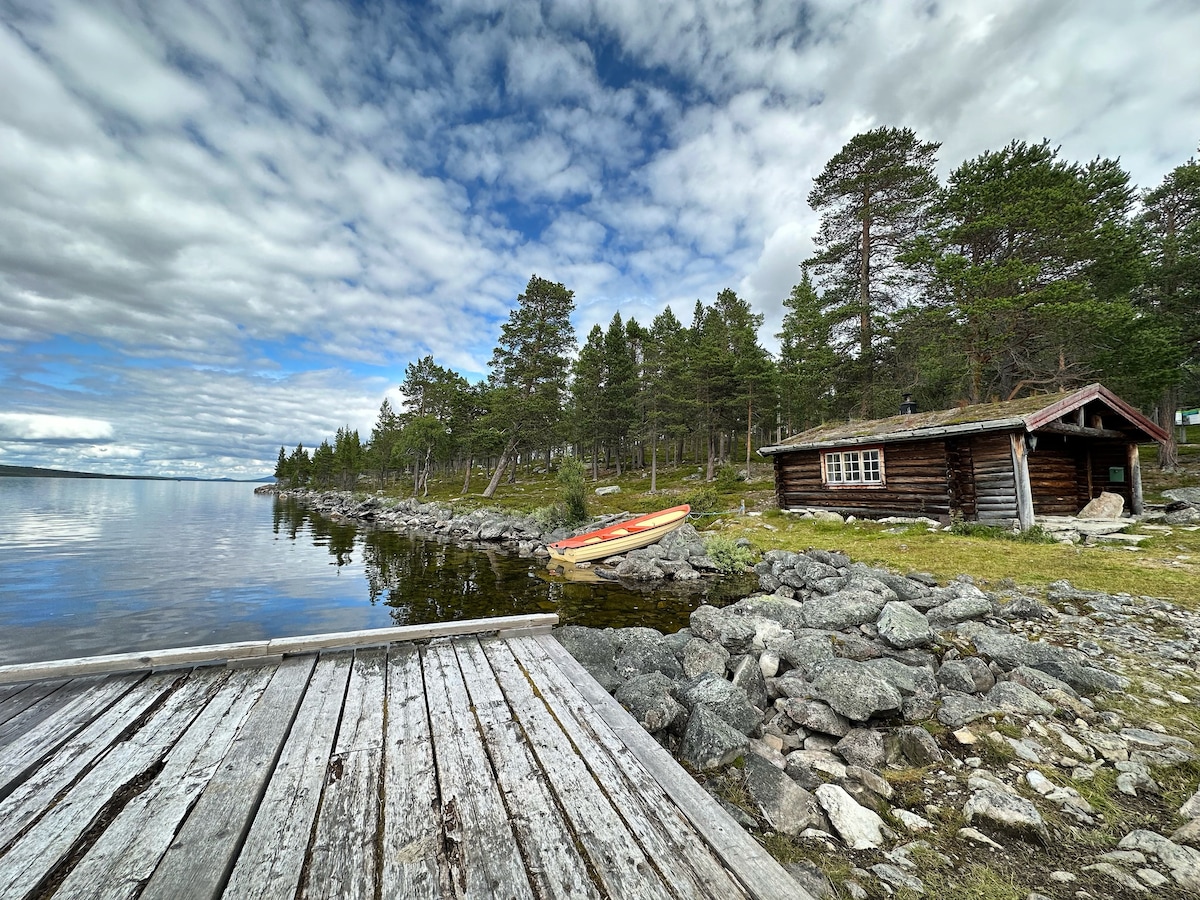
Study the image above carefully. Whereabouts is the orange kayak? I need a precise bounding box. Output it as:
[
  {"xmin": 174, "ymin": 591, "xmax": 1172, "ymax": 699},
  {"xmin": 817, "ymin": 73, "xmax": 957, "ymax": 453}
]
[{"xmin": 547, "ymin": 505, "xmax": 691, "ymax": 564}]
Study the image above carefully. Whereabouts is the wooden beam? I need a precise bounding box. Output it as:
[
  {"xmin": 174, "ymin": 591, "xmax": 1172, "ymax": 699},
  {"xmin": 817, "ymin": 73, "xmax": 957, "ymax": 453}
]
[
  {"xmin": 0, "ymin": 614, "xmax": 560, "ymax": 685},
  {"xmin": 1010, "ymin": 434, "xmax": 1035, "ymax": 531},
  {"xmin": 1035, "ymin": 422, "xmax": 1127, "ymax": 440},
  {"xmin": 1129, "ymin": 443, "xmax": 1144, "ymax": 515}
]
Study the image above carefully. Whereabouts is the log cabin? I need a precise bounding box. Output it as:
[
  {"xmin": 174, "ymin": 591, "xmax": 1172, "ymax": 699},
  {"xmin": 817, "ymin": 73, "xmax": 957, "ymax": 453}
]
[{"xmin": 758, "ymin": 383, "xmax": 1168, "ymax": 529}]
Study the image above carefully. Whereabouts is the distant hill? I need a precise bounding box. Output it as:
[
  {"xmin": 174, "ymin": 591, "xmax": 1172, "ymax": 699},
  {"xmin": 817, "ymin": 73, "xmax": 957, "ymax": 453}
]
[{"xmin": 0, "ymin": 464, "xmax": 274, "ymax": 483}]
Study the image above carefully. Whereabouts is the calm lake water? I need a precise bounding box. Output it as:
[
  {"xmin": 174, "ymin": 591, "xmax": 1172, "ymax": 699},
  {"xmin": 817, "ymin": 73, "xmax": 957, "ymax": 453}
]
[{"xmin": 0, "ymin": 478, "xmax": 751, "ymax": 666}]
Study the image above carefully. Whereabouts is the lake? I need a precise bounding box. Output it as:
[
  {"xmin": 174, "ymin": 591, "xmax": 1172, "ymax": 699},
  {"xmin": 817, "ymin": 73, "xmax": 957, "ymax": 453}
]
[{"xmin": 0, "ymin": 478, "xmax": 751, "ymax": 665}]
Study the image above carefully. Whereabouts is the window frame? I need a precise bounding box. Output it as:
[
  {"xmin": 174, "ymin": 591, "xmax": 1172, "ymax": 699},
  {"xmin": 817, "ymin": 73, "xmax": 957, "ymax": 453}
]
[{"xmin": 821, "ymin": 446, "xmax": 886, "ymax": 488}]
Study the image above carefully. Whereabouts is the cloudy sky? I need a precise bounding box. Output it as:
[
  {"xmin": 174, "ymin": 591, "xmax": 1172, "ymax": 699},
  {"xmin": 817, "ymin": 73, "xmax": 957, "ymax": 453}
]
[{"xmin": 1, "ymin": 0, "xmax": 1197, "ymax": 478}]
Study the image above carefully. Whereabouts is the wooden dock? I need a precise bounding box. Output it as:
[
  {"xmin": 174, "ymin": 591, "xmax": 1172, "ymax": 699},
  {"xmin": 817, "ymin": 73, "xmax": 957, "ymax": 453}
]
[{"xmin": 0, "ymin": 616, "xmax": 808, "ymax": 899}]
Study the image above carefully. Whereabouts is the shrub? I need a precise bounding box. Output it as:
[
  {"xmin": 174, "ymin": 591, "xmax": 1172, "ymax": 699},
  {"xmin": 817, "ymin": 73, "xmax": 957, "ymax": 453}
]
[
  {"xmin": 714, "ymin": 463, "xmax": 744, "ymax": 491},
  {"xmin": 556, "ymin": 456, "xmax": 588, "ymax": 524},
  {"xmin": 703, "ymin": 534, "xmax": 758, "ymax": 574},
  {"xmin": 684, "ymin": 486, "xmax": 722, "ymax": 514}
]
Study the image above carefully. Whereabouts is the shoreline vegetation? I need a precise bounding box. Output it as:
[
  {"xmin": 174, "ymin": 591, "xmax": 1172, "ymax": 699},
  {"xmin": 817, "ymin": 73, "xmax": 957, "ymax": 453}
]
[{"xmin": 273, "ymin": 467, "xmax": 1200, "ymax": 898}]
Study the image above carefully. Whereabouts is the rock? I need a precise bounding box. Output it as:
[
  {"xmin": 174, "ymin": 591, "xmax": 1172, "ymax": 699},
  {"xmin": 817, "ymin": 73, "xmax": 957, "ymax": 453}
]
[
  {"xmin": 936, "ymin": 660, "xmax": 977, "ymax": 694},
  {"xmin": 690, "ymin": 606, "xmax": 756, "ymax": 653},
  {"xmin": 1180, "ymin": 787, "xmax": 1200, "ymax": 819},
  {"xmin": 834, "ymin": 729, "xmax": 887, "ymax": 770},
  {"xmin": 614, "ymin": 673, "xmax": 685, "ymax": 733},
  {"xmin": 1079, "ymin": 491, "xmax": 1125, "ymax": 519},
  {"xmin": 936, "ymin": 692, "xmax": 1002, "ymax": 728},
  {"xmin": 845, "ymin": 765, "xmax": 893, "ymax": 800},
  {"xmin": 786, "ymin": 749, "xmax": 848, "ymax": 787},
  {"xmin": 893, "ymin": 809, "xmax": 934, "ymax": 832},
  {"xmin": 815, "ymin": 784, "xmax": 889, "ymax": 850},
  {"xmin": 681, "ymin": 638, "xmax": 729, "ymax": 679},
  {"xmin": 676, "ymin": 672, "xmax": 764, "ymax": 735},
  {"xmin": 957, "ymin": 827, "xmax": 1004, "ymax": 850},
  {"xmin": 870, "ymin": 863, "xmax": 925, "ymax": 895},
  {"xmin": 926, "ymin": 594, "xmax": 994, "ymax": 627},
  {"xmin": 987, "ymin": 681, "xmax": 1055, "ymax": 717},
  {"xmin": 1172, "ymin": 818, "xmax": 1200, "ymax": 848},
  {"xmin": 782, "ymin": 861, "xmax": 834, "ymax": 899},
  {"xmin": 963, "ymin": 787, "xmax": 1048, "ymax": 842},
  {"xmin": 812, "ymin": 510, "xmax": 845, "ymax": 525},
  {"xmin": 678, "ymin": 705, "xmax": 749, "ymax": 771},
  {"xmin": 962, "ymin": 656, "xmax": 996, "ymax": 693},
  {"xmin": 731, "ymin": 655, "xmax": 770, "ymax": 711},
  {"xmin": 876, "ymin": 602, "xmax": 935, "ymax": 649},
  {"xmin": 886, "ymin": 726, "xmax": 944, "ymax": 768},
  {"xmin": 557, "ymin": 626, "xmax": 620, "ymax": 691},
  {"xmin": 862, "ymin": 658, "xmax": 937, "ymax": 697},
  {"xmin": 724, "ymin": 595, "xmax": 806, "ymax": 632},
  {"xmin": 809, "ymin": 659, "xmax": 903, "ymax": 722},
  {"xmin": 1007, "ymin": 665, "xmax": 1079, "ymax": 699},
  {"xmin": 1080, "ymin": 862, "xmax": 1149, "ymax": 893},
  {"xmin": 594, "ymin": 485, "xmax": 621, "ymax": 495},
  {"xmin": 615, "ymin": 555, "xmax": 665, "ymax": 580},
  {"xmin": 777, "ymin": 632, "xmax": 835, "ymax": 676},
  {"xmin": 613, "ymin": 627, "xmax": 683, "ymax": 680},
  {"xmin": 742, "ymin": 752, "xmax": 822, "ymax": 835},
  {"xmin": 1118, "ymin": 829, "xmax": 1200, "ymax": 891},
  {"xmin": 780, "ymin": 699, "xmax": 851, "ymax": 738},
  {"xmin": 803, "ymin": 590, "xmax": 889, "ymax": 630}
]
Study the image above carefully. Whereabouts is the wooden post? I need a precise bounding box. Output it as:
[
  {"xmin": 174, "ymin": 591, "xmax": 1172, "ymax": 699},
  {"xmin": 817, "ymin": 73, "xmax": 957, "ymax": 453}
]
[
  {"xmin": 1129, "ymin": 443, "xmax": 1144, "ymax": 515},
  {"xmin": 1010, "ymin": 433, "xmax": 1035, "ymax": 531}
]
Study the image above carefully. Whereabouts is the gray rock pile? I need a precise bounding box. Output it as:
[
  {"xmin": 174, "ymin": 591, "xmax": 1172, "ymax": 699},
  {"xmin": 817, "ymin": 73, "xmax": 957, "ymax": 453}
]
[
  {"xmin": 560, "ymin": 549, "xmax": 1200, "ymax": 898},
  {"xmin": 272, "ymin": 489, "xmax": 723, "ymax": 583}
]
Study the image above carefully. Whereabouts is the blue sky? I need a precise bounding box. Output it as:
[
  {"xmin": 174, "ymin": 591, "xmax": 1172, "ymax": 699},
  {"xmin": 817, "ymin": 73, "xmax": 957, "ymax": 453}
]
[{"xmin": 1, "ymin": 0, "xmax": 1198, "ymax": 478}]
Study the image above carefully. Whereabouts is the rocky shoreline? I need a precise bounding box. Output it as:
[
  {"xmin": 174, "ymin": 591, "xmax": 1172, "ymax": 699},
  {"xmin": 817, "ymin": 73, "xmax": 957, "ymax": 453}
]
[{"xmin": 266, "ymin": 486, "xmax": 1200, "ymax": 897}]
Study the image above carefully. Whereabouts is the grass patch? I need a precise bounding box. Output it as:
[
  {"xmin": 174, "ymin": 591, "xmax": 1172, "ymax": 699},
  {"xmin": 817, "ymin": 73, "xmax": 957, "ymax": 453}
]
[
  {"xmin": 919, "ymin": 863, "xmax": 1028, "ymax": 900},
  {"xmin": 703, "ymin": 534, "xmax": 759, "ymax": 574},
  {"xmin": 949, "ymin": 522, "xmax": 1057, "ymax": 544}
]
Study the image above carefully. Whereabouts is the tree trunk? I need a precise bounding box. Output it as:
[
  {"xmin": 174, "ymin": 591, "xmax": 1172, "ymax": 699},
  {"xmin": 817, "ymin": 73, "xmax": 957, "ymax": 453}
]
[
  {"xmin": 650, "ymin": 432, "xmax": 658, "ymax": 493},
  {"xmin": 1159, "ymin": 385, "xmax": 1180, "ymax": 469},
  {"xmin": 615, "ymin": 441, "xmax": 622, "ymax": 477},
  {"xmin": 482, "ymin": 437, "xmax": 517, "ymax": 498},
  {"xmin": 591, "ymin": 439, "xmax": 598, "ymax": 481},
  {"xmin": 460, "ymin": 454, "xmax": 473, "ymax": 493},
  {"xmin": 705, "ymin": 432, "xmax": 716, "ymax": 481}
]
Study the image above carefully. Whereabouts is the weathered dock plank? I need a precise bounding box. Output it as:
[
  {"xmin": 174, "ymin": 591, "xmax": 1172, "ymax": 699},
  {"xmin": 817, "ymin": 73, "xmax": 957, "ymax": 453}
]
[
  {"xmin": 0, "ymin": 667, "xmax": 229, "ymax": 900},
  {"xmin": 0, "ymin": 614, "xmax": 558, "ymax": 684},
  {"xmin": 534, "ymin": 634, "xmax": 808, "ymax": 900},
  {"xmin": 0, "ymin": 674, "xmax": 143, "ymax": 803},
  {"xmin": 454, "ymin": 638, "xmax": 601, "ymax": 900},
  {"xmin": 300, "ymin": 649, "xmax": 387, "ymax": 900},
  {"xmin": 0, "ymin": 672, "xmax": 182, "ymax": 850},
  {"xmin": 222, "ymin": 653, "xmax": 353, "ymax": 900},
  {"xmin": 423, "ymin": 641, "xmax": 534, "ymax": 900},
  {"xmin": 138, "ymin": 656, "xmax": 315, "ymax": 900},
  {"xmin": 0, "ymin": 681, "xmax": 67, "ymax": 730},
  {"xmin": 51, "ymin": 667, "xmax": 276, "ymax": 900},
  {"xmin": 379, "ymin": 644, "xmax": 442, "ymax": 899},
  {"xmin": 506, "ymin": 636, "xmax": 749, "ymax": 900}
]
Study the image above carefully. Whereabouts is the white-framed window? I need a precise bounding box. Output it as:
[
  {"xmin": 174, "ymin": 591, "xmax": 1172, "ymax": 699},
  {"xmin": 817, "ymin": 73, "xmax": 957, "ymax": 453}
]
[{"xmin": 822, "ymin": 448, "xmax": 884, "ymax": 487}]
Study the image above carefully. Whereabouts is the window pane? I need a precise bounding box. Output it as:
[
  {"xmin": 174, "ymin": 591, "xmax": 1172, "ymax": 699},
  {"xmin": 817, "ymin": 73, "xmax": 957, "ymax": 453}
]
[
  {"xmin": 863, "ymin": 449, "xmax": 881, "ymax": 481},
  {"xmin": 845, "ymin": 453, "xmax": 861, "ymax": 481}
]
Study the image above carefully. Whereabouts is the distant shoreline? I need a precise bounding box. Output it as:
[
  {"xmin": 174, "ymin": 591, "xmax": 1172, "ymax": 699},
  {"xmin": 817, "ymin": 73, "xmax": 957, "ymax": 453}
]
[{"xmin": 0, "ymin": 464, "xmax": 272, "ymax": 483}]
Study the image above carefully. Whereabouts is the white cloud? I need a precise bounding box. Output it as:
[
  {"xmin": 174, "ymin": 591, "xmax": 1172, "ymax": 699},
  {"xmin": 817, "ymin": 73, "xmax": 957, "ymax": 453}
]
[{"xmin": 0, "ymin": 413, "xmax": 114, "ymax": 441}]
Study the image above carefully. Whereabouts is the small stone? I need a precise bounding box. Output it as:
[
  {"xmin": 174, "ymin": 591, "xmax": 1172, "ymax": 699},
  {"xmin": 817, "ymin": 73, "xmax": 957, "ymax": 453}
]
[
  {"xmin": 1080, "ymin": 862, "xmax": 1149, "ymax": 893},
  {"xmin": 1172, "ymin": 817, "xmax": 1200, "ymax": 847},
  {"xmin": 1098, "ymin": 849, "xmax": 1146, "ymax": 865},
  {"xmin": 870, "ymin": 863, "xmax": 925, "ymax": 894},
  {"xmin": 1048, "ymin": 870, "xmax": 1077, "ymax": 882},
  {"xmin": 957, "ymin": 827, "xmax": 1004, "ymax": 850},
  {"xmin": 963, "ymin": 787, "xmax": 1048, "ymax": 842},
  {"xmin": 815, "ymin": 783, "xmax": 889, "ymax": 850},
  {"xmin": 1179, "ymin": 786, "xmax": 1200, "ymax": 819},
  {"xmin": 1026, "ymin": 770, "xmax": 1055, "ymax": 795},
  {"xmin": 952, "ymin": 727, "xmax": 978, "ymax": 745},
  {"xmin": 893, "ymin": 809, "xmax": 934, "ymax": 832},
  {"xmin": 843, "ymin": 880, "xmax": 868, "ymax": 900},
  {"xmin": 834, "ymin": 729, "xmax": 886, "ymax": 770}
]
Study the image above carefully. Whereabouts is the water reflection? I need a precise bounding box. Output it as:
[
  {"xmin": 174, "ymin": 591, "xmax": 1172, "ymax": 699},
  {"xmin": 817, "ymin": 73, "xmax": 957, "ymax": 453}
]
[{"xmin": 272, "ymin": 497, "xmax": 756, "ymax": 632}]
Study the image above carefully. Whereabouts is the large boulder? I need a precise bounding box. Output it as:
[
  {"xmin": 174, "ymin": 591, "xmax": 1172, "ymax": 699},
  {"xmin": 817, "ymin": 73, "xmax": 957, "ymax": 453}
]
[
  {"xmin": 723, "ymin": 596, "xmax": 806, "ymax": 632},
  {"xmin": 815, "ymin": 784, "xmax": 889, "ymax": 850},
  {"xmin": 681, "ymin": 638, "xmax": 729, "ymax": 679},
  {"xmin": 809, "ymin": 659, "xmax": 903, "ymax": 722},
  {"xmin": 556, "ymin": 626, "xmax": 619, "ymax": 691},
  {"xmin": 690, "ymin": 606, "xmax": 756, "ymax": 654},
  {"xmin": 676, "ymin": 672, "xmax": 765, "ymax": 735},
  {"xmin": 803, "ymin": 590, "xmax": 888, "ymax": 630},
  {"xmin": 777, "ymin": 632, "xmax": 835, "ymax": 676},
  {"xmin": 615, "ymin": 673, "xmax": 686, "ymax": 733},
  {"xmin": 886, "ymin": 726, "xmax": 944, "ymax": 768},
  {"xmin": 679, "ymin": 705, "xmax": 749, "ymax": 770},
  {"xmin": 1079, "ymin": 491, "xmax": 1125, "ymax": 519},
  {"xmin": 613, "ymin": 627, "xmax": 683, "ymax": 681},
  {"xmin": 963, "ymin": 787, "xmax": 1048, "ymax": 842},
  {"xmin": 876, "ymin": 602, "xmax": 934, "ymax": 649},
  {"xmin": 778, "ymin": 699, "xmax": 851, "ymax": 738},
  {"xmin": 834, "ymin": 729, "xmax": 886, "ymax": 770},
  {"xmin": 862, "ymin": 658, "xmax": 937, "ymax": 698},
  {"xmin": 742, "ymin": 753, "xmax": 822, "ymax": 835}
]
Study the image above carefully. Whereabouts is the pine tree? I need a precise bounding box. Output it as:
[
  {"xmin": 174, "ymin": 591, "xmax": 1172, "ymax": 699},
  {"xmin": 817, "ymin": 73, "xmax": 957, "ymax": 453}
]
[
  {"xmin": 601, "ymin": 312, "xmax": 636, "ymax": 476},
  {"xmin": 571, "ymin": 324, "xmax": 606, "ymax": 480},
  {"xmin": 806, "ymin": 126, "xmax": 940, "ymax": 415},
  {"xmin": 483, "ymin": 275, "xmax": 576, "ymax": 498},
  {"xmin": 777, "ymin": 272, "xmax": 839, "ymax": 434}
]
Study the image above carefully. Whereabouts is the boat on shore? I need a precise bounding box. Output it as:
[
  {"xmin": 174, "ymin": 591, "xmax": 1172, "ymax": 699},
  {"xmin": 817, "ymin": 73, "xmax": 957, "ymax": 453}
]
[{"xmin": 547, "ymin": 505, "xmax": 691, "ymax": 564}]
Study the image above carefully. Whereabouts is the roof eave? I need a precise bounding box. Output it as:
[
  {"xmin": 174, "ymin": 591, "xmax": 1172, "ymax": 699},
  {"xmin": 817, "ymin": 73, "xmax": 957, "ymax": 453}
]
[{"xmin": 758, "ymin": 417, "xmax": 1029, "ymax": 455}]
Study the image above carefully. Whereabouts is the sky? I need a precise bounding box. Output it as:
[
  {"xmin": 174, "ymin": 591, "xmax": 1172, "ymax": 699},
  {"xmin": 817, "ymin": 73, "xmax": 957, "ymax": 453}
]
[{"xmin": 1, "ymin": 0, "xmax": 1197, "ymax": 479}]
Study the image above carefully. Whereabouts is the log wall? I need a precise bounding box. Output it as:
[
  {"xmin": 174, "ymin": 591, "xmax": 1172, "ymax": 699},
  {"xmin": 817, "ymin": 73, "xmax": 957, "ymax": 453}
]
[
  {"xmin": 774, "ymin": 440, "xmax": 952, "ymax": 518},
  {"xmin": 1026, "ymin": 441, "xmax": 1081, "ymax": 515},
  {"xmin": 969, "ymin": 433, "xmax": 1019, "ymax": 522}
]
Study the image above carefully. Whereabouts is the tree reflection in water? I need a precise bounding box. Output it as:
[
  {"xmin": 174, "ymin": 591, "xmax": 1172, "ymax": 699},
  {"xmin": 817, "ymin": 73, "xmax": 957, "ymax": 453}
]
[{"xmin": 273, "ymin": 498, "xmax": 756, "ymax": 631}]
